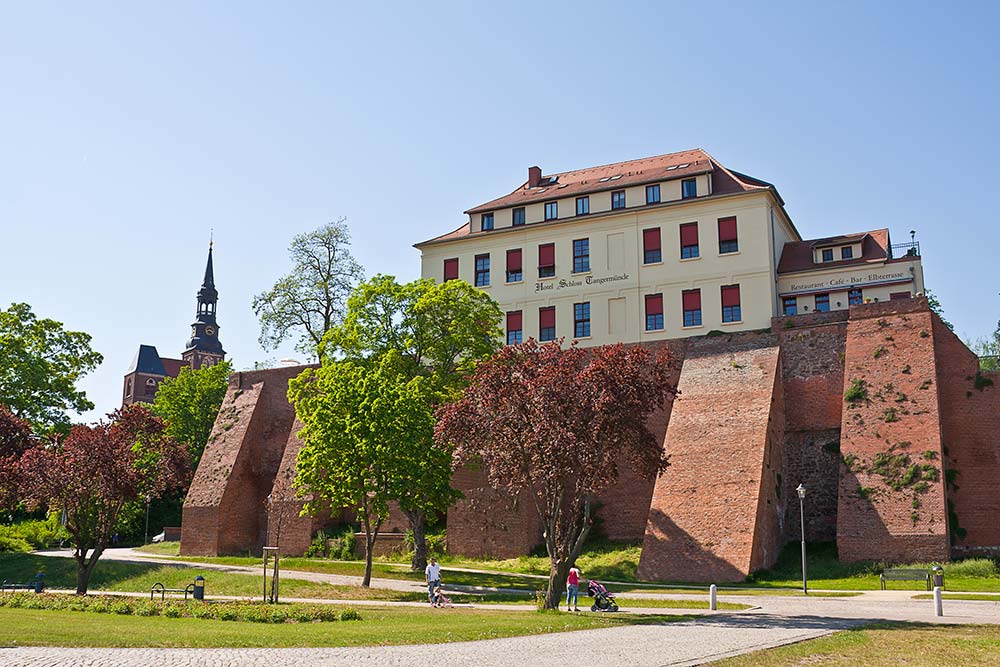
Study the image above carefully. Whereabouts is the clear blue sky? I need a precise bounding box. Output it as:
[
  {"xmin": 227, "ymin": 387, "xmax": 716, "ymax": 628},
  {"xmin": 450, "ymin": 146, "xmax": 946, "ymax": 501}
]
[{"xmin": 2, "ymin": 2, "xmax": 998, "ymax": 422}]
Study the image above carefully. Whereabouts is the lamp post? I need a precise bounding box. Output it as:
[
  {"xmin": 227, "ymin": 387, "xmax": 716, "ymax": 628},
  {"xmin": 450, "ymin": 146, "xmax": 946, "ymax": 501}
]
[
  {"xmin": 796, "ymin": 484, "xmax": 807, "ymax": 595},
  {"xmin": 144, "ymin": 495, "xmax": 151, "ymax": 545}
]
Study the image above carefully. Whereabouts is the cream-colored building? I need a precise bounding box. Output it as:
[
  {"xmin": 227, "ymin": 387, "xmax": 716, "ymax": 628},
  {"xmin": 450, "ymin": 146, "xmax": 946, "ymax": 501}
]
[{"xmin": 415, "ymin": 149, "xmax": 924, "ymax": 346}]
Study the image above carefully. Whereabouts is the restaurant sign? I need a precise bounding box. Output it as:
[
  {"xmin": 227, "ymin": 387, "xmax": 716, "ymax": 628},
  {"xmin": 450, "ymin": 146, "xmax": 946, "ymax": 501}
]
[{"xmin": 786, "ymin": 270, "xmax": 911, "ymax": 294}]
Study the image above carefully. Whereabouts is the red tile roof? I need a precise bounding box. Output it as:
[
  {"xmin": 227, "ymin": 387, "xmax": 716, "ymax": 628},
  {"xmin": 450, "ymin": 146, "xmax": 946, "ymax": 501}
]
[
  {"xmin": 416, "ymin": 149, "xmax": 785, "ymax": 248},
  {"xmin": 465, "ymin": 148, "xmax": 770, "ymax": 215},
  {"xmin": 777, "ymin": 229, "xmax": 890, "ymax": 274}
]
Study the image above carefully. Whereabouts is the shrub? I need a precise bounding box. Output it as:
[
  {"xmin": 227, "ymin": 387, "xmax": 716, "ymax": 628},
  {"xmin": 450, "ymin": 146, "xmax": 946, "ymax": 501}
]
[
  {"xmin": 339, "ymin": 608, "xmax": 362, "ymax": 621},
  {"xmin": 0, "ymin": 528, "xmax": 34, "ymax": 553},
  {"xmin": 944, "ymin": 558, "xmax": 999, "ymax": 579},
  {"xmin": 844, "ymin": 379, "xmax": 868, "ymax": 404}
]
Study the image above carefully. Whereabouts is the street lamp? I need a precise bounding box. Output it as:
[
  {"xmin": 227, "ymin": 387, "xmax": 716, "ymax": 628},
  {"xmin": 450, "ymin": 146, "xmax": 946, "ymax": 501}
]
[
  {"xmin": 796, "ymin": 484, "xmax": 807, "ymax": 595},
  {"xmin": 144, "ymin": 495, "xmax": 151, "ymax": 545}
]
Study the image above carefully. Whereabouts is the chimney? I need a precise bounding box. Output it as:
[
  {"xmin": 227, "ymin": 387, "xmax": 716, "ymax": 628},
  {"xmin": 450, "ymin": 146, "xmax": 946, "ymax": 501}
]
[{"xmin": 528, "ymin": 166, "xmax": 542, "ymax": 188}]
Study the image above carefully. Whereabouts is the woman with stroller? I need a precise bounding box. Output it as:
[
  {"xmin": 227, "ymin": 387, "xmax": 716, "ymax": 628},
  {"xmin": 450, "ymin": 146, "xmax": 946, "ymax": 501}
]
[{"xmin": 565, "ymin": 565, "xmax": 581, "ymax": 611}]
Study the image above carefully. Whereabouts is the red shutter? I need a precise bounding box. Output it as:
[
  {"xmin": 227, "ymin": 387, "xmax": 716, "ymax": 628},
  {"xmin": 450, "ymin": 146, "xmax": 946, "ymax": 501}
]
[
  {"xmin": 443, "ymin": 258, "xmax": 458, "ymax": 281},
  {"xmin": 718, "ymin": 217, "xmax": 737, "ymax": 242},
  {"xmin": 539, "ymin": 306, "xmax": 555, "ymax": 328},
  {"xmin": 680, "ymin": 223, "xmax": 699, "ymax": 247},
  {"xmin": 682, "ymin": 289, "xmax": 701, "ymax": 311},
  {"xmin": 643, "ymin": 228, "xmax": 661, "ymax": 252},
  {"xmin": 721, "ymin": 285, "xmax": 741, "ymax": 307},
  {"xmin": 539, "ymin": 243, "xmax": 555, "ymax": 267},
  {"xmin": 506, "ymin": 249, "xmax": 522, "ymax": 272},
  {"xmin": 645, "ymin": 293, "xmax": 663, "ymax": 316},
  {"xmin": 507, "ymin": 310, "xmax": 522, "ymax": 331}
]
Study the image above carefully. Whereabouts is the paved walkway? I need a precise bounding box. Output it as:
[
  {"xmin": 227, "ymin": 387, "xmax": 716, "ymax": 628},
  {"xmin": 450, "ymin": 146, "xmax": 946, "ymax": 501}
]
[{"xmin": 9, "ymin": 550, "xmax": 999, "ymax": 666}]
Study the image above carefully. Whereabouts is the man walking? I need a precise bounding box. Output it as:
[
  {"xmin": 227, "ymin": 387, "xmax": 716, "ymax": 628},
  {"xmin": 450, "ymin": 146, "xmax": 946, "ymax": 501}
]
[{"xmin": 425, "ymin": 557, "xmax": 442, "ymax": 605}]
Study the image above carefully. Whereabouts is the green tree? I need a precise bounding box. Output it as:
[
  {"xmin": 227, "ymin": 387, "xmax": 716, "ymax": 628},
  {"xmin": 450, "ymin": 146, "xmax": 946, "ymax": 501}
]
[
  {"xmin": 289, "ymin": 353, "xmax": 434, "ymax": 587},
  {"xmin": 252, "ymin": 219, "xmax": 364, "ymax": 357},
  {"xmin": 0, "ymin": 303, "xmax": 103, "ymax": 433},
  {"xmin": 324, "ymin": 275, "xmax": 503, "ymax": 569},
  {"xmin": 151, "ymin": 360, "xmax": 233, "ymax": 467}
]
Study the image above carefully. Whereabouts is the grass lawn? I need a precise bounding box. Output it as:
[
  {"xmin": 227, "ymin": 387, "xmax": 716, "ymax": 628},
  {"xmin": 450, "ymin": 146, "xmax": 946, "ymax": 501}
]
[
  {"xmin": 912, "ymin": 593, "xmax": 1000, "ymax": 601},
  {"xmin": 706, "ymin": 623, "xmax": 1000, "ymax": 666},
  {"xmin": 0, "ymin": 606, "xmax": 691, "ymax": 648}
]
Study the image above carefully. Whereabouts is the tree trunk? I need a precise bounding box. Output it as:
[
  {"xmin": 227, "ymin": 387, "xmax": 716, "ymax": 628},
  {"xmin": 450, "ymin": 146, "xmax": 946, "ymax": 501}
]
[
  {"xmin": 544, "ymin": 559, "xmax": 572, "ymax": 610},
  {"xmin": 75, "ymin": 547, "xmax": 103, "ymax": 595},
  {"xmin": 407, "ymin": 509, "xmax": 428, "ymax": 572}
]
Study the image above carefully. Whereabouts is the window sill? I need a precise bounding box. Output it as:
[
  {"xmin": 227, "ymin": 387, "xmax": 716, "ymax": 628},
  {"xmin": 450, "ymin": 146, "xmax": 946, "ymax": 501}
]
[
  {"xmin": 536, "ymin": 274, "xmax": 557, "ymax": 281},
  {"xmin": 642, "ymin": 261, "xmax": 664, "ymax": 267},
  {"xmin": 721, "ymin": 320, "xmax": 743, "ymax": 326},
  {"xmin": 679, "ymin": 256, "xmax": 702, "ymax": 263},
  {"xmin": 505, "ymin": 280, "xmax": 524, "ymax": 286},
  {"xmin": 682, "ymin": 324, "xmax": 704, "ymax": 330},
  {"xmin": 719, "ymin": 250, "xmax": 741, "ymax": 257},
  {"xmin": 475, "ymin": 283, "xmax": 492, "ymax": 289},
  {"xmin": 573, "ymin": 335, "xmax": 593, "ymax": 341},
  {"xmin": 645, "ymin": 328, "xmax": 665, "ymax": 333},
  {"xmin": 571, "ymin": 270, "xmax": 592, "ymax": 276}
]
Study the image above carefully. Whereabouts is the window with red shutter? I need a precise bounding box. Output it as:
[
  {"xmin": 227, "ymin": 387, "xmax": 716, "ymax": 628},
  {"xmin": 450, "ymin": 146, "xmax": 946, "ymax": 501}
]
[
  {"xmin": 443, "ymin": 258, "xmax": 459, "ymax": 281},
  {"xmin": 539, "ymin": 306, "xmax": 556, "ymax": 341},
  {"xmin": 718, "ymin": 217, "xmax": 738, "ymax": 254},
  {"xmin": 680, "ymin": 223, "xmax": 699, "ymax": 259},
  {"xmin": 643, "ymin": 228, "xmax": 661, "ymax": 264},
  {"xmin": 538, "ymin": 243, "xmax": 555, "ymax": 278},
  {"xmin": 721, "ymin": 285, "xmax": 741, "ymax": 322},
  {"xmin": 506, "ymin": 310, "xmax": 523, "ymax": 345},
  {"xmin": 682, "ymin": 289, "xmax": 702, "ymax": 327},
  {"xmin": 506, "ymin": 249, "xmax": 523, "ymax": 282},
  {"xmin": 645, "ymin": 293, "xmax": 664, "ymax": 331}
]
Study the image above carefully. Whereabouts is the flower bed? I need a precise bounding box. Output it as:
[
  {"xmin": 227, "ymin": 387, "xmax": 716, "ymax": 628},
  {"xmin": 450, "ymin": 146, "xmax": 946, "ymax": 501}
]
[{"xmin": 0, "ymin": 592, "xmax": 361, "ymax": 623}]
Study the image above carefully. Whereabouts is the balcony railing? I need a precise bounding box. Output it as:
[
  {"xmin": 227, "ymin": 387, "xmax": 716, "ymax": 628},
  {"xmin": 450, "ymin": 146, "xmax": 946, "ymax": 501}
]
[{"xmin": 889, "ymin": 241, "xmax": 920, "ymax": 259}]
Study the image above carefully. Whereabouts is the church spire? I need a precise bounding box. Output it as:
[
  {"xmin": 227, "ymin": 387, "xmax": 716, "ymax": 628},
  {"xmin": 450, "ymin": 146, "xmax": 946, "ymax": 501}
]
[{"xmin": 183, "ymin": 240, "xmax": 225, "ymax": 369}]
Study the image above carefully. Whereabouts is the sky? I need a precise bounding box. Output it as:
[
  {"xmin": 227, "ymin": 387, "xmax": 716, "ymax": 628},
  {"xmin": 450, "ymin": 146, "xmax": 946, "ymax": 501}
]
[{"xmin": 1, "ymin": 2, "xmax": 998, "ymax": 422}]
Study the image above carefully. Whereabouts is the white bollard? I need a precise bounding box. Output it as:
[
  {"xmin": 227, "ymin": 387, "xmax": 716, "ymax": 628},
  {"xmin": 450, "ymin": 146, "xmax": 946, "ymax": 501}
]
[
  {"xmin": 934, "ymin": 585, "xmax": 943, "ymax": 617},
  {"xmin": 709, "ymin": 584, "xmax": 718, "ymax": 611}
]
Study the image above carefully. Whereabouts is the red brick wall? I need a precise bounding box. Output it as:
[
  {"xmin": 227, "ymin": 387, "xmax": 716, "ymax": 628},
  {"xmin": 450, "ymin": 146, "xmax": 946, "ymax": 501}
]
[
  {"xmin": 638, "ymin": 337, "xmax": 783, "ymax": 582},
  {"xmin": 836, "ymin": 300, "xmax": 950, "ymax": 563},
  {"xmin": 446, "ymin": 464, "xmax": 543, "ymax": 558},
  {"xmin": 932, "ymin": 318, "xmax": 1000, "ymax": 554},
  {"xmin": 181, "ymin": 366, "xmax": 315, "ymax": 557}
]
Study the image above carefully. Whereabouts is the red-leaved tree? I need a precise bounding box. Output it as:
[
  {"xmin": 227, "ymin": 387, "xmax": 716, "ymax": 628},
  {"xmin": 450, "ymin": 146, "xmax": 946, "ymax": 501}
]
[
  {"xmin": 435, "ymin": 340, "xmax": 676, "ymax": 609},
  {"xmin": 0, "ymin": 404, "xmax": 34, "ymax": 510},
  {"xmin": 18, "ymin": 404, "xmax": 190, "ymax": 594}
]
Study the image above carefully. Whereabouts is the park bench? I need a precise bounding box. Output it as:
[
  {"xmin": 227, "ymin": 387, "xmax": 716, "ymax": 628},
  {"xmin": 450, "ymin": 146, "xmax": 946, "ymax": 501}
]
[
  {"xmin": 150, "ymin": 582, "xmax": 196, "ymax": 601},
  {"xmin": 1, "ymin": 574, "xmax": 45, "ymax": 593},
  {"xmin": 880, "ymin": 568, "xmax": 931, "ymax": 591}
]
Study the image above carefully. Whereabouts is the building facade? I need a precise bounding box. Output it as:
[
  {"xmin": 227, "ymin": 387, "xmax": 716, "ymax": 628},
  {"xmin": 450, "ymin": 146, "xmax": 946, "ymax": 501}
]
[
  {"xmin": 415, "ymin": 149, "xmax": 924, "ymax": 349},
  {"xmin": 122, "ymin": 244, "xmax": 226, "ymax": 406}
]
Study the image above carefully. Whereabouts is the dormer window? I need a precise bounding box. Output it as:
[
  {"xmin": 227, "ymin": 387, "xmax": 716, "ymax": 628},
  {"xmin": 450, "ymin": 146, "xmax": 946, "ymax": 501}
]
[
  {"xmin": 822, "ymin": 248, "xmax": 834, "ymax": 262},
  {"xmin": 481, "ymin": 213, "xmax": 494, "ymax": 231},
  {"xmin": 512, "ymin": 207, "xmax": 525, "ymax": 226},
  {"xmin": 841, "ymin": 246, "xmax": 853, "ymax": 260},
  {"xmin": 682, "ymin": 178, "xmax": 697, "ymax": 198}
]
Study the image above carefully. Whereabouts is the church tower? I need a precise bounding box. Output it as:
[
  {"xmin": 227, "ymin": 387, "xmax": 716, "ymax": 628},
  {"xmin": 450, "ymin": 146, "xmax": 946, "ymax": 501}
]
[{"xmin": 182, "ymin": 242, "xmax": 226, "ymax": 369}]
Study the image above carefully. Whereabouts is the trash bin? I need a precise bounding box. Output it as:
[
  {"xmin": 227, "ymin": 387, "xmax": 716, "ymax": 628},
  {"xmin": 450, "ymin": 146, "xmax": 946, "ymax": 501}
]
[
  {"xmin": 33, "ymin": 573, "xmax": 44, "ymax": 594},
  {"xmin": 193, "ymin": 575, "xmax": 205, "ymax": 601},
  {"xmin": 932, "ymin": 566, "xmax": 944, "ymax": 589}
]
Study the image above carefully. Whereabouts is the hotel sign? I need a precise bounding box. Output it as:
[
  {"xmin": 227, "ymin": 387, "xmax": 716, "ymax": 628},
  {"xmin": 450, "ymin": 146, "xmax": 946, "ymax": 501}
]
[
  {"xmin": 535, "ymin": 272, "xmax": 631, "ymax": 293},
  {"xmin": 785, "ymin": 270, "xmax": 911, "ymax": 294}
]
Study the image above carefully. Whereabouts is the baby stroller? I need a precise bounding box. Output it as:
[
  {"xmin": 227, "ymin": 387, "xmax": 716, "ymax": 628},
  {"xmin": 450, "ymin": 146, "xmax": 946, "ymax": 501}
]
[{"xmin": 587, "ymin": 579, "xmax": 619, "ymax": 612}]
